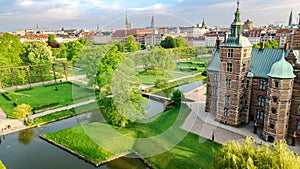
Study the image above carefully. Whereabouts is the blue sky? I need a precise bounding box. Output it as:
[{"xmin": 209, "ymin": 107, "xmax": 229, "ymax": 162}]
[{"xmin": 0, "ymin": 0, "xmax": 299, "ymax": 31}]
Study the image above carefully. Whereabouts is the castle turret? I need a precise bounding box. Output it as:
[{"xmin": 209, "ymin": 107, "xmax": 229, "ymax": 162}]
[{"xmin": 263, "ymin": 51, "xmax": 295, "ymax": 142}]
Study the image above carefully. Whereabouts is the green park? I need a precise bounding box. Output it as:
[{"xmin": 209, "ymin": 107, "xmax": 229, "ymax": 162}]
[{"xmin": 1, "ymin": 33, "xmax": 299, "ymax": 169}]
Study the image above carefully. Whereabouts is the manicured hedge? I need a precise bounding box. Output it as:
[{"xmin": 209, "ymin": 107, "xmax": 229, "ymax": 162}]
[
  {"xmin": 71, "ymin": 94, "xmax": 94, "ymax": 101},
  {"xmin": 32, "ymin": 102, "xmax": 60, "ymax": 111},
  {"xmin": 2, "ymin": 93, "xmax": 12, "ymax": 101},
  {"xmin": 15, "ymin": 87, "xmax": 33, "ymax": 92}
]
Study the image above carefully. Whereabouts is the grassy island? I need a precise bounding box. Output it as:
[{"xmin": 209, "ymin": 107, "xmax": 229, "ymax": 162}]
[{"xmin": 42, "ymin": 104, "xmax": 221, "ymax": 168}]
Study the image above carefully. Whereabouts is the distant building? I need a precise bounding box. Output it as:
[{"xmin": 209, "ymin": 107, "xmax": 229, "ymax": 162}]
[
  {"xmin": 92, "ymin": 31, "xmax": 113, "ymax": 44},
  {"xmin": 243, "ymin": 19, "xmax": 253, "ymax": 34},
  {"xmin": 275, "ymin": 29, "xmax": 292, "ymax": 48},
  {"xmin": 204, "ymin": 32, "xmax": 225, "ymax": 47},
  {"xmin": 247, "ymin": 29, "xmax": 263, "ymax": 45}
]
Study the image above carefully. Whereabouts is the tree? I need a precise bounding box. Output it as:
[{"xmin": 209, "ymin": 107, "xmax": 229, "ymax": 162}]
[
  {"xmin": 13, "ymin": 104, "xmax": 32, "ymax": 120},
  {"xmin": 64, "ymin": 40, "xmax": 84, "ymax": 64},
  {"xmin": 214, "ymin": 137, "xmax": 300, "ymax": 169},
  {"xmin": 160, "ymin": 36, "xmax": 175, "ymax": 49},
  {"xmin": 124, "ymin": 35, "xmax": 139, "ymax": 52},
  {"xmin": 21, "ymin": 41, "xmax": 52, "ymax": 64},
  {"xmin": 47, "ymin": 34, "xmax": 59, "ymax": 48},
  {"xmin": 113, "ymin": 40, "xmax": 124, "ymax": 52},
  {"xmin": 171, "ymin": 90, "xmax": 184, "ymax": 105},
  {"xmin": 174, "ymin": 36, "xmax": 188, "ymax": 48},
  {"xmin": 143, "ymin": 47, "xmax": 176, "ymax": 75},
  {"xmin": 109, "ymin": 57, "xmax": 147, "ymax": 127},
  {"xmin": 96, "ymin": 46, "xmax": 124, "ymax": 93},
  {"xmin": 253, "ymin": 40, "xmax": 278, "ymax": 49},
  {"xmin": 0, "ymin": 33, "xmax": 23, "ymax": 66}
]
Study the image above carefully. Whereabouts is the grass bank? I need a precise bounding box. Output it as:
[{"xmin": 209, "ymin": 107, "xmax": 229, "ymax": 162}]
[
  {"xmin": 0, "ymin": 160, "xmax": 5, "ymax": 169},
  {"xmin": 42, "ymin": 104, "xmax": 221, "ymax": 168}
]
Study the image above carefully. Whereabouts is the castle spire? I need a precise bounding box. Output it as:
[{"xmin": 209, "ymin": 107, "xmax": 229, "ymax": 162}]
[{"xmin": 231, "ymin": 0, "xmax": 243, "ymax": 37}]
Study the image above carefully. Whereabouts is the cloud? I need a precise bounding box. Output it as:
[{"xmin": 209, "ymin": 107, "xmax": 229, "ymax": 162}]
[
  {"xmin": 0, "ymin": 11, "xmax": 18, "ymax": 18},
  {"xmin": 19, "ymin": 0, "xmax": 34, "ymax": 7},
  {"xmin": 129, "ymin": 3, "xmax": 172, "ymax": 12}
]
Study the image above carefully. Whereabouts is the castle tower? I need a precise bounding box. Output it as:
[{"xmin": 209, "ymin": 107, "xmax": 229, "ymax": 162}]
[
  {"xmin": 263, "ymin": 52, "xmax": 295, "ymax": 142},
  {"xmin": 289, "ymin": 11, "xmax": 293, "ymax": 26},
  {"xmin": 216, "ymin": 0, "xmax": 253, "ymax": 126}
]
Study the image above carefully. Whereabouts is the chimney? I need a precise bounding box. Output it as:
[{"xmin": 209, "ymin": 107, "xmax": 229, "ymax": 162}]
[
  {"xmin": 224, "ymin": 33, "xmax": 228, "ymax": 43},
  {"xmin": 284, "ymin": 43, "xmax": 289, "ymax": 51},
  {"xmin": 259, "ymin": 42, "xmax": 264, "ymax": 50},
  {"xmin": 216, "ymin": 39, "xmax": 221, "ymax": 49}
]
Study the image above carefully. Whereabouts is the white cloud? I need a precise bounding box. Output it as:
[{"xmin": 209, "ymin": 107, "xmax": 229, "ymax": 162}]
[
  {"xmin": 129, "ymin": 3, "xmax": 171, "ymax": 12},
  {"xmin": 19, "ymin": 0, "xmax": 34, "ymax": 7}
]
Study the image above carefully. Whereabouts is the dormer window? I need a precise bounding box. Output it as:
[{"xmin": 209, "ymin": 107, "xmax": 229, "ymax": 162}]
[{"xmin": 272, "ymin": 108, "xmax": 277, "ymax": 114}]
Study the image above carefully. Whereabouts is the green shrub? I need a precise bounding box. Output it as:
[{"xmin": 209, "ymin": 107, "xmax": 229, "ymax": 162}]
[
  {"xmin": 2, "ymin": 93, "xmax": 12, "ymax": 101},
  {"xmin": 32, "ymin": 102, "xmax": 60, "ymax": 111},
  {"xmin": 154, "ymin": 79, "xmax": 169, "ymax": 88}
]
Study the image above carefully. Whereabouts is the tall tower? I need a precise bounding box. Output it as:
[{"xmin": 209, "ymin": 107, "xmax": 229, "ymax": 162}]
[
  {"xmin": 216, "ymin": 0, "xmax": 252, "ymax": 126},
  {"xmin": 201, "ymin": 18, "xmax": 206, "ymax": 28},
  {"xmin": 263, "ymin": 52, "xmax": 295, "ymax": 142},
  {"xmin": 151, "ymin": 14, "xmax": 155, "ymax": 29},
  {"xmin": 125, "ymin": 11, "xmax": 132, "ymax": 30},
  {"xmin": 288, "ymin": 11, "xmax": 293, "ymax": 26}
]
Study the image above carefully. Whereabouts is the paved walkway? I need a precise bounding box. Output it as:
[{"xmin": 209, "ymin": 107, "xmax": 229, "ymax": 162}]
[
  {"xmin": 0, "ymin": 98, "xmax": 96, "ymax": 136},
  {"xmin": 182, "ymin": 85, "xmax": 300, "ymax": 155},
  {"xmin": 29, "ymin": 99, "xmax": 96, "ymax": 119}
]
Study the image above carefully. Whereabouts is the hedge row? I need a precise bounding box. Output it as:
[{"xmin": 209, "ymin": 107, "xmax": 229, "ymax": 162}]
[
  {"xmin": 32, "ymin": 102, "xmax": 60, "ymax": 111},
  {"xmin": 2, "ymin": 93, "xmax": 13, "ymax": 101},
  {"xmin": 15, "ymin": 87, "xmax": 33, "ymax": 92},
  {"xmin": 43, "ymin": 81, "xmax": 69, "ymax": 87}
]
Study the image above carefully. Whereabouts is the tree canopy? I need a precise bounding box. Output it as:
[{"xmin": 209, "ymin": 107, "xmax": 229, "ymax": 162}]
[
  {"xmin": 214, "ymin": 137, "xmax": 300, "ymax": 169},
  {"xmin": 143, "ymin": 47, "xmax": 176, "ymax": 75},
  {"xmin": 0, "ymin": 33, "xmax": 23, "ymax": 66},
  {"xmin": 21, "ymin": 41, "xmax": 52, "ymax": 64},
  {"xmin": 13, "ymin": 104, "xmax": 32, "ymax": 120},
  {"xmin": 124, "ymin": 35, "xmax": 140, "ymax": 52},
  {"xmin": 160, "ymin": 36, "xmax": 175, "ymax": 49},
  {"xmin": 64, "ymin": 40, "xmax": 84, "ymax": 64},
  {"xmin": 253, "ymin": 40, "xmax": 278, "ymax": 49}
]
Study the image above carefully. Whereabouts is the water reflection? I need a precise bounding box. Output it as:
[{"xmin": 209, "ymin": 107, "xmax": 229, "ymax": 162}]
[{"xmin": 18, "ymin": 129, "xmax": 34, "ymax": 145}]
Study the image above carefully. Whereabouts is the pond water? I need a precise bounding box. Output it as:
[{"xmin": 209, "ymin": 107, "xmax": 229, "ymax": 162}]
[
  {"xmin": 0, "ymin": 80, "xmax": 203, "ymax": 169},
  {"xmin": 0, "ymin": 112, "xmax": 149, "ymax": 169},
  {"xmin": 153, "ymin": 79, "xmax": 204, "ymax": 98}
]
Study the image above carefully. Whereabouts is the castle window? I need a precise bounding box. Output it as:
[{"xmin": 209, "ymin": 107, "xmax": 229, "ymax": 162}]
[
  {"xmin": 212, "ymin": 87, "xmax": 218, "ymax": 96},
  {"xmin": 258, "ymin": 96, "xmax": 265, "ymax": 107},
  {"xmin": 214, "ymin": 73, "xmax": 218, "ymax": 82},
  {"xmin": 242, "ymin": 63, "xmax": 246, "ymax": 72},
  {"xmin": 246, "ymin": 80, "xmax": 250, "ymax": 89},
  {"xmin": 297, "ymin": 120, "xmax": 300, "ymax": 130},
  {"xmin": 256, "ymin": 110, "xmax": 263, "ymax": 120},
  {"xmin": 227, "ymin": 49, "xmax": 233, "ymax": 58},
  {"xmin": 212, "ymin": 99, "xmax": 217, "ymax": 108},
  {"xmin": 224, "ymin": 108, "xmax": 229, "ymax": 117},
  {"xmin": 259, "ymin": 79, "xmax": 266, "ymax": 90},
  {"xmin": 275, "ymin": 81, "xmax": 279, "ymax": 88},
  {"xmin": 270, "ymin": 124, "xmax": 275, "ymax": 129},
  {"xmin": 227, "ymin": 63, "xmax": 233, "ymax": 72},
  {"xmin": 272, "ymin": 96, "xmax": 278, "ymax": 103},
  {"xmin": 272, "ymin": 108, "xmax": 277, "ymax": 114},
  {"xmin": 226, "ymin": 78, "xmax": 232, "ymax": 89},
  {"xmin": 225, "ymin": 95, "xmax": 230, "ymax": 105}
]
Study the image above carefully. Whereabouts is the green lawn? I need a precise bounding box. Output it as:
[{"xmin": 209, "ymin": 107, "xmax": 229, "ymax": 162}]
[
  {"xmin": 0, "ymin": 82, "xmax": 95, "ymax": 118},
  {"xmin": 42, "ymin": 104, "xmax": 221, "ymax": 168},
  {"xmin": 33, "ymin": 102, "xmax": 99, "ymax": 126},
  {"xmin": 0, "ymin": 160, "xmax": 5, "ymax": 169}
]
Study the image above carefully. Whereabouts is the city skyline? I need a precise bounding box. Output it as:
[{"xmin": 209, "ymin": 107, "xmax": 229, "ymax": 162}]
[{"xmin": 0, "ymin": 0, "xmax": 300, "ymax": 31}]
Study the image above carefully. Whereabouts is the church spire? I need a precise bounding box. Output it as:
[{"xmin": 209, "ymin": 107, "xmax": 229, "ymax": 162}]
[
  {"xmin": 201, "ymin": 18, "xmax": 205, "ymax": 28},
  {"xmin": 151, "ymin": 14, "xmax": 155, "ymax": 28},
  {"xmin": 231, "ymin": 0, "xmax": 243, "ymax": 37},
  {"xmin": 126, "ymin": 11, "xmax": 129, "ymax": 25},
  {"xmin": 289, "ymin": 11, "xmax": 293, "ymax": 26}
]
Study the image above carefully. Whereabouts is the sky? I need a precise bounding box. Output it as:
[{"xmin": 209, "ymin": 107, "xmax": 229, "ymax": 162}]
[{"xmin": 0, "ymin": 0, "xmax": 300, "ymax": 31}]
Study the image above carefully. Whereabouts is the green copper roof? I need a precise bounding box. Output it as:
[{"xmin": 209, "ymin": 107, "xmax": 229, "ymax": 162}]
[
  {"xmin": 268, "ymin": 52, "xmax": 296, "ymax": 78},
  {"xmin": 250, "ymin": 49, "xmax": 292, "ymax": 78},
  {"xmin": 220, "ymin": 36, "xmax": 252, "ymax": 47},
  {"xmin": 207, "ymin": 49, "xmax": 220, "ymax": 72}
]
